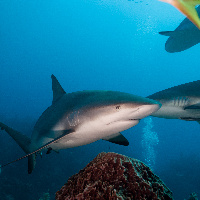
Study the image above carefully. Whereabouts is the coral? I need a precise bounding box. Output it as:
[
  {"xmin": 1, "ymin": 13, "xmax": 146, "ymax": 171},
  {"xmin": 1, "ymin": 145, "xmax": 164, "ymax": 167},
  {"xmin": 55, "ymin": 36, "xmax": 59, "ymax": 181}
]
[{"xmin": 56, "ymin": 152, "xmax": 173, "ymax": 200}]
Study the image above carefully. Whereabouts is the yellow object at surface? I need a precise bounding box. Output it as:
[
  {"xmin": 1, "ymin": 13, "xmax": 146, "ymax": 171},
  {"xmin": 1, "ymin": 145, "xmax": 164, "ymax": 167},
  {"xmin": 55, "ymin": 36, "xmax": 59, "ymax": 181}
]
[{"xmin": 160, "ymin": 0, "xmax": 200, "ymax": 29}]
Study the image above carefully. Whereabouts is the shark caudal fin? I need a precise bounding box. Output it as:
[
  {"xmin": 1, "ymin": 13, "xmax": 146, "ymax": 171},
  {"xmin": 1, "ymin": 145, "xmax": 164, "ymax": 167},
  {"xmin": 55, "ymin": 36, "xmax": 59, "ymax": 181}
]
[
  {"xmin": 0, "ymin": 129, "xmax": 74, "ymax": 173},
  {"xmin": 0, "ymin": 122, "xmax": 36, "ymax": 174},
  {"xmin": 159, "ymin": 0, "xmax": 200, "ymax": 29}
]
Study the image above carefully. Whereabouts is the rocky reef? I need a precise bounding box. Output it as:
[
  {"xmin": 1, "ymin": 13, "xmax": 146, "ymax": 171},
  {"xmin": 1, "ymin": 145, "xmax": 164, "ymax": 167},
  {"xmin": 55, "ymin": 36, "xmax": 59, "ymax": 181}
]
[{"xmin": 56, "ymin": 152, "xmax": 173, "ymax": 200}]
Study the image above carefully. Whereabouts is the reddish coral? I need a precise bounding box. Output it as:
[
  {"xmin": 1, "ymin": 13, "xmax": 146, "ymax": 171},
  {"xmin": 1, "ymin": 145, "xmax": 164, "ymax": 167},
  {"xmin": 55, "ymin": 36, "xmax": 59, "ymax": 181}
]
[{"xmin": 56, "ymin": 152, "xmax": 173, "ymax": 200}]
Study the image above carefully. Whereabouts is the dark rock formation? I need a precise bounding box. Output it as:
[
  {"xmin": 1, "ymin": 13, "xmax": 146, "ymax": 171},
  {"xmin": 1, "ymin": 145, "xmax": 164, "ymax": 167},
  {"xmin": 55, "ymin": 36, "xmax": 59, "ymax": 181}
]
[{"xmin": 56, "ymin": 152, "xmax": 173, "ymax": 200}]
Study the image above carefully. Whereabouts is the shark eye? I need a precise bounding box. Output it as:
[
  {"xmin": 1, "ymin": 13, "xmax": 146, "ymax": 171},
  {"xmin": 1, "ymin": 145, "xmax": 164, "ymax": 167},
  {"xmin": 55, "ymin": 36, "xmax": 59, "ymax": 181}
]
[{"xmin": 116, "ymin": 105, "xmax": 121, "ymax": 110}]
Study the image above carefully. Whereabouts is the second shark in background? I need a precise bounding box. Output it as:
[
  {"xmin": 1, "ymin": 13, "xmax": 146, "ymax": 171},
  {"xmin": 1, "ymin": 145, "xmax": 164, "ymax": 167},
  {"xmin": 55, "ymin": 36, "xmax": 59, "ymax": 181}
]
[
  {"xmin": 147, "ymin": 80, "xmax": 200, "ymax": 123},
  {"xmin": 160, "ymin": 6, "xmax": 200, "ymax": 53}
]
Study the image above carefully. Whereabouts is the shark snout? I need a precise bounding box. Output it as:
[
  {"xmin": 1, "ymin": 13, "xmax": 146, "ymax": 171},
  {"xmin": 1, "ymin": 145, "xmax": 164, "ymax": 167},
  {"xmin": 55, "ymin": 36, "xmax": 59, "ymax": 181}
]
[{"xmin": 130, "ymin": 103, "xmax": 161, "ymax": 120}]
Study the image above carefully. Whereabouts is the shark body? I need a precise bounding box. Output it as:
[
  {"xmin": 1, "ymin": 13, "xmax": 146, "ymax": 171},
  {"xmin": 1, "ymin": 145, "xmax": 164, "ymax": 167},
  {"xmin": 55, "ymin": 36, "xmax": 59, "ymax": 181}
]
[
  {"xmin": 159, "ymin": 6, "xmax": 200, "ymax": 53},
  {"xmin": 147, "ymin": 80, "xmax": 200, "ymax": 121},
  {"xmin": 0, "ymin": 75, "xmax": 160, "ymax": 173}
]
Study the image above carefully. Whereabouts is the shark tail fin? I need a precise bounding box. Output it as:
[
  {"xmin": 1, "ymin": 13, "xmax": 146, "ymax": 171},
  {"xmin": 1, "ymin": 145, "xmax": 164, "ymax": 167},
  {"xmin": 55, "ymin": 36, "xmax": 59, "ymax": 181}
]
[
  {"xmin": 0, "ymin": 128, "xmax": 74, "ymax": 174},
  {"xmin": 0, "ymin": 122, "xmax": 35, "ymax": 174},
  {"xmin": 159, "ymin": 0, "xmax": 200, "ymax": 29}
]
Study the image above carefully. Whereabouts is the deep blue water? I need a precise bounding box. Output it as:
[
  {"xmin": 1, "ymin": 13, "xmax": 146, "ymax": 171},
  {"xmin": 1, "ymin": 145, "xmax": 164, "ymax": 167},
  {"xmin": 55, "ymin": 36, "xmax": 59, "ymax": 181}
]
[{"xmin": 1, "ymin": 1, "xmax": 200, "ymax": 199}]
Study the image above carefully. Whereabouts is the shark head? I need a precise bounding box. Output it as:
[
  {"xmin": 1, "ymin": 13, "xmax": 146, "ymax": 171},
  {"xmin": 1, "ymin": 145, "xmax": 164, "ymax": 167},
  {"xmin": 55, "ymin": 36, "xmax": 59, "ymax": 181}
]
[
  {"xmin": 71, "ymin": 90, "xmax": 161, "ymax": 131},
  {"xmin": 58, "ymin": 91, "xmax": 160, "ymax": 139}
]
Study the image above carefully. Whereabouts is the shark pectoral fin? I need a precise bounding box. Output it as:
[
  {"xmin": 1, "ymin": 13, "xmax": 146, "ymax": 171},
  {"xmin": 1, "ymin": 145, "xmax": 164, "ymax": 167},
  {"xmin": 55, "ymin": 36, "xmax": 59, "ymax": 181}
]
[
  {"xmin": 159, "ymin": 0, "xmax": 200, "ymax": 29},
  {"xmin": 0, "ymin": 129, "xmax": 74, "ymax": 174},
  {"xmin": 159, "ymin": 30, "xmax": 188, "ymax": 37},
  {"xmin": 102, "ymin": 132, "xmax": 129, "ymax": 146},
  {"xmin": 184, "ymin": 103, "xmax": 200, "ymax": 110},
  {"xmin": 159, "ymin": 31, "xmax": 175, "ymax": 36}
]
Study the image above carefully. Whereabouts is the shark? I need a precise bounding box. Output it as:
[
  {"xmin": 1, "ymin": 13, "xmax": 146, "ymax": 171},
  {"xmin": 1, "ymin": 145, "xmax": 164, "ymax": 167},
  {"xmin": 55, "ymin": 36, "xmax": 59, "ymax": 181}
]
[
  {"xmin": 159, "ymin": 0, "xmax": 200, "ymax": 29},
  {"xmin": 0, "ymin": 74, "xmax": 160, "ymax": 173},
  {"xmin": 159, "ymin": 6, "xmax": 200, "ymax": 53},
  {"xmin": 147, "ymin": 80, "xmax": 200, "ymax": 122}
]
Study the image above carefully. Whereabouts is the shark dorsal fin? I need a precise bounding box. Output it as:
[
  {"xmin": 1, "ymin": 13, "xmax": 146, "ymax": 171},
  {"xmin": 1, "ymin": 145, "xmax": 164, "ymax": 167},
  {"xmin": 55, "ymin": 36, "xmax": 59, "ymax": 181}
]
[{"xmin": 51, "ymin": 74, "xmax": 66, "ymax": 104}]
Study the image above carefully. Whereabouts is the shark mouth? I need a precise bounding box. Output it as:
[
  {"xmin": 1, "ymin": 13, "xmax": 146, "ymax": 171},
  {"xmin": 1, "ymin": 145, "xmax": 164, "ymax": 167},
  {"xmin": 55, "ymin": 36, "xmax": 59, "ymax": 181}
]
[{"xmin": 106, "ymin": 119, "xmax": 139, "ymax": 125}]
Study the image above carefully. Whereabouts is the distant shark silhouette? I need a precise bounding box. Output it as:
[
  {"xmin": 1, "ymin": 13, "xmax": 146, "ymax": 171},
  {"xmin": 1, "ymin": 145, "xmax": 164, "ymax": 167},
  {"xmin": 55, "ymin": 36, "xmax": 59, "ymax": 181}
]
[
  {"xmin": 0, "ymin": 75, "xmax": 160, "ymax": 174},
  {"xmin": 147, "ymin": 80, "xmax": 200, "ymax": 122},
  {"xmin": 159, "ymin": 0, "xmax": 200, "ymax": 29},
  {"xmin": 159, "ymin": 6, "xmax": 200, "ymax": 53}
]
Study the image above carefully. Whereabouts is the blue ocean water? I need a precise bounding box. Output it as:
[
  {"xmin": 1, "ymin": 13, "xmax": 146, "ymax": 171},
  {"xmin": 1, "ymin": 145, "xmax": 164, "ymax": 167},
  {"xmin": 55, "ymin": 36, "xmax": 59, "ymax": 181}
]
[{"xmin": 0, "ymin": 1, "xmax": 200, "ymax": 199}]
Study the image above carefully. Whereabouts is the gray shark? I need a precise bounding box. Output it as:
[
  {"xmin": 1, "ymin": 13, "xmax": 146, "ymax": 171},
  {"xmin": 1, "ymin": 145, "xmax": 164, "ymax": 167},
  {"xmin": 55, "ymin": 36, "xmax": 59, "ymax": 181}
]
[
  {"xmin": 147, "ymin": 80, "xmax": 200, "ymax": 121},
  {"xmin": 0, "ymin": 75, "xmax": 160, "ymax": 173},
  {"xmin": 159, "ymin": 6, "xmax": 200, "ymax": 53}
]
